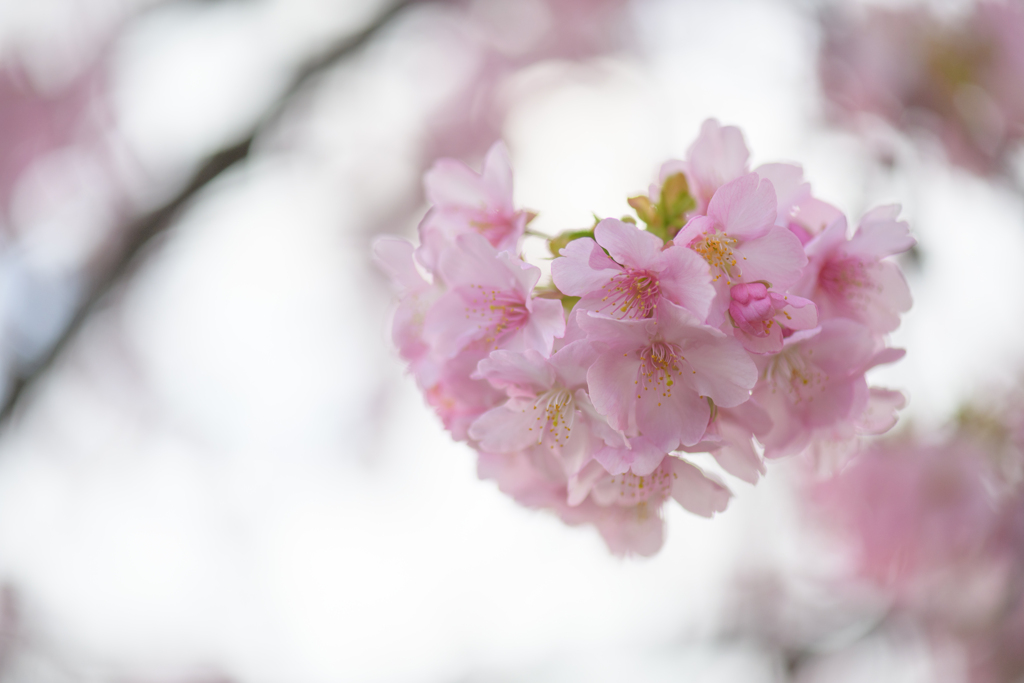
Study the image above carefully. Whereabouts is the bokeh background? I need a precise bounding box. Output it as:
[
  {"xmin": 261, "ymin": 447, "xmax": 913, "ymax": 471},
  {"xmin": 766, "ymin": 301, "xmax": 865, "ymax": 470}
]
[{"xmin": 0, "ymin": 0, "xmax": 1020, "ymax": 681}]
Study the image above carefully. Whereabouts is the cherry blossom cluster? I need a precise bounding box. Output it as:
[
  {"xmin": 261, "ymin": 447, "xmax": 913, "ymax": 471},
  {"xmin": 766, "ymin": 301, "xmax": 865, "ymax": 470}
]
[
  {"xmin": 820, "ymin": 1, "xmax": 1024, "ymax": 176},
  {"xmin": 375, "ymin": 119, "xmax": 913, "ymax": 555}
]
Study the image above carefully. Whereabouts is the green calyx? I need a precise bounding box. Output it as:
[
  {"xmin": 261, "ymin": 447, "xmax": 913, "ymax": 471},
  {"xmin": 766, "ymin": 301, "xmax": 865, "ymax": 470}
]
[
  {"xmin": 628, "ymin": 172, "xmax": 696, "ymax": 242},
  {"xmin": 543, "ymin": 173, "xmax": 694, "ymax": 257}
]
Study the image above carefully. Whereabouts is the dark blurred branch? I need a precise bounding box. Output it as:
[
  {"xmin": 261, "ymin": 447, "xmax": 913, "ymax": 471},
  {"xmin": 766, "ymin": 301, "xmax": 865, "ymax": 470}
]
[{"xmin": 0, "ymin": 0, "xmax": 436, "ymax": 426}]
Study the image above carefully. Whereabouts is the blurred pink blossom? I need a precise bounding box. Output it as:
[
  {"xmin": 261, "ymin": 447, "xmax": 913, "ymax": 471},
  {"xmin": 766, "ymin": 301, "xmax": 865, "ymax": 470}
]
[
  {"xmin": 820, "ymin": 2, "xmax": 1024, "ymax": 176},
  {"xmin": 811, "ymin": 385, "xmax": 1024, "ymax": 682}
]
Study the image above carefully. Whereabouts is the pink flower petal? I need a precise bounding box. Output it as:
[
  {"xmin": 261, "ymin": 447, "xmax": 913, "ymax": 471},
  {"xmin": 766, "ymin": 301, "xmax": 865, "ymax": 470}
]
[
  {"xmin": 711, "ymin": 421, "xmax": 766, "ymax": 484},
  {"xmin": 657, "ymin": 305, "xmax": 757, "ymax": 407},
  {"xmin": 777, "ymin": 294, "xmax": 817, "ymax": 330},
  {"xmin": 707, "ymin": 173, "xmax": 778, "ymax": 239},
  {"xmin": 551, "ymin": 237, "xmax": 621, "ymax": 296},
  {"xmin": 587, "ymin": 350, "xmax": 643, "ymax": 433},
  {"xmin": 520, "ymin": 297, "xmax": 566, "ymax": 355},
  {"xmin": 675, "ymin": 214, "xmax": 717, "ymax": 247},
  {"xmin": 594, "ymin": 437, "xmax": 667, "ymax": 476},
  {"xmin": 549, "ymin": 341, "xmax": 599, "ymax": 390},
  {"xmin": 468, "ymin": 402, "xmax": 541, "ymax": 452},
  {"xmin": 474, "ymin": 349, "xmax": 555, "ymax": 394},
  {"xmin": 634, "ymin": 380, "xmax": 711, "ymax": 449},
  {"xmin": 733, "ymin": 225, "xmax": 808, "ymax": 290},
  {"xmin": 686, "ymin": 119, "xmax": 750, "ymax": 210},
  {"xmin": 594, "ymin": 218, "xmax": 664, "ymax": 269},
  {"xmin": 657, "ymin": 245, "xmax": 715, "ymax": 320},
  {"xmin": 373, "ymin": 237, "xmax": 429, "ymax": 293},
  {"xmin": 480, "ymin": 141, "xmax": 514, "ymax": 206},
  {"xmin": 670, "ymin": 458, "xmax": 732, "ymax": 517},
  {"xmin": 735, "ymin": 324, "xmax": 783, "ymax": 354},
  {"xmin": 425, "ymin": 158, "xmax": 492, "ymax": 208},
  {"xmin": 846, "ymin": 205, "xmax": 915, "ymax": 259}
]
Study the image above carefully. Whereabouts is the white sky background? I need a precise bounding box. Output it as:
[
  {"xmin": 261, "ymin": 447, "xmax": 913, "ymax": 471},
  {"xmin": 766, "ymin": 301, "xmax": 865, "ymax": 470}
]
[{"xmin": 0, "ymin": 0, "xmax": 1018, "ymax": 681}]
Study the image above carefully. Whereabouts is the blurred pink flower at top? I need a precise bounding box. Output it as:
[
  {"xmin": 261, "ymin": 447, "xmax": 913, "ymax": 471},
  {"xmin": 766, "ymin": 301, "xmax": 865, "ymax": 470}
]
[
  {"xmin": 0, "ymin": 62, "xmax": 107, "ymax": 216},
  {"xmin": 423, "ymin": 0, "xmax": 632, "ymax": 162},
  {"xmin": 820, "ymin": 2, "xmax": 1024, "ymax": 176},
  {"xmin": 417, "ymin": 141, "xmax": 529, "ymax": 271}
]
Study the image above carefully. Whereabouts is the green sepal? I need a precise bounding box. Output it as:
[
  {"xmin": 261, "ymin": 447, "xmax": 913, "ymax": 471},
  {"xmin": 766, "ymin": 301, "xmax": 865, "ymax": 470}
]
[{"xmin": 628, "ymin": 172, "xmax": 696, "ymax": 242}]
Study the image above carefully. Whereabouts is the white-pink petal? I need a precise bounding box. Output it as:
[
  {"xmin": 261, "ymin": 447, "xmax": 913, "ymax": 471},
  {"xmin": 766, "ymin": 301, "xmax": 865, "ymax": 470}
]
[
  {"xmin": 733, "ymin": 225, "xmax": 808, "ymax": 290},
  {"xmin": 551, "ymin": 238, "xmax": 621, "ymax": 297},
  {"xmin": 594, "ymin": 218, "xmax": 664, "ymax": 269},
  {"xmin": 657, "ymin": 246, "xmax": 716, "ymax": 320},
  {"xmin": 670, "ymin": 458, "xmax": 732, "ymax": 517},
  {"xmin": 707, "ymin": 173, "xmax": 778, "ymax": 239}
]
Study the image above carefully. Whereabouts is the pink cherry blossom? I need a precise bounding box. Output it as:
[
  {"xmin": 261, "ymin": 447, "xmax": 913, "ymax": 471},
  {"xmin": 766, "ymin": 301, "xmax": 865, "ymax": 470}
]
[
  {"xmin": 581, "ymin": 302, "xmax": 757, "ymax": 451},
  {"xmin": 378, "ymin": 128, "xmax": 914, "ymax": 556},
  {"xmin": 417, "ymin": 141, "xmax": 530, "ymax": 270},
  {"xmin": 425, "ymin": 351, "xmax": 506, "ymax": 441},
  {"xmin": 675, "ymin": 173, "xmax": 808, "ymax": 324},
  {"xmin": 468, "ymin": 344, "xmax": 624, "ymax": 474},
  {"xmin": 797, "ymin": 206, "xmax": 914, "ymax": 333},
  {"xmin": 551, "ymin": 217, "xmax": 715, "ymax": 322},
  {"xmin": 755, "ymin": 319, "xmax": 905, "ymax": 459},
  {"xmin": 423, "ymin": 233, "xmax": 565, "ymax": 359}
]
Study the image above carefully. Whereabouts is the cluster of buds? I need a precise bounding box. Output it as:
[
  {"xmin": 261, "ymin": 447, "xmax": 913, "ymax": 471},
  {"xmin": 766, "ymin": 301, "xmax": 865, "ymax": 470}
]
[{"xmin": 375, "ymin": 120, "xmax": 914, "ymax": 555}]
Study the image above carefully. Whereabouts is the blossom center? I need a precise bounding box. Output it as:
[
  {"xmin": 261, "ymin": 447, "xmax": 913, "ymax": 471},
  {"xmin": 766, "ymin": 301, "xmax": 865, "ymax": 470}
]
[
  {"xmin": 531, "ymin": 388, "xmax": 575, "ymax": 449},
  {"xmin": 470, "ymin": 209, "xmax": 517, "ymax": 246},
  {"xmin": 637, "ymin": 341, "xmax": 687, "ymax": 400},
  {"xmin": 764, "ymin": 347, "xmax": 826, "ymax": 403},
  {"xmin": 691, "ymin": 231, "xmax": 741, "ymax": 282},
  {"xmin": 603, "ymin": 461, "xmax": 676, "ymax": 506},
  {"xmin": 599, "ymin": 269, "xmax": 661, "ymax": 319},
  {"xmin": 464, "ymin": 285, "xmax": 529, "ymax": 345},
  {"xmin": 819, "ymin": 257, "xmax": 869, "ymax": 297}
]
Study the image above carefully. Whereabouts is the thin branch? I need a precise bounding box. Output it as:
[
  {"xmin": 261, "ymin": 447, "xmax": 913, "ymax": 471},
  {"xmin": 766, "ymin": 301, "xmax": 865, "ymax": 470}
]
[{"xmin": 0, "ymin": 0, "xmax": 435, "ymax": 426}]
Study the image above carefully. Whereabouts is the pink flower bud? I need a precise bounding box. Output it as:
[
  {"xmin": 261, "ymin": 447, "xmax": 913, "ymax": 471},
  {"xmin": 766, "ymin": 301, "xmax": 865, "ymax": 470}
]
[{"xmin": 728, "ymin": 282, "xmax": 780, "ymax": 337}]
